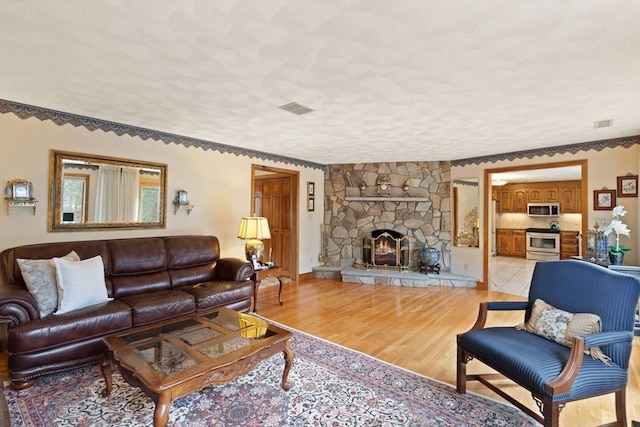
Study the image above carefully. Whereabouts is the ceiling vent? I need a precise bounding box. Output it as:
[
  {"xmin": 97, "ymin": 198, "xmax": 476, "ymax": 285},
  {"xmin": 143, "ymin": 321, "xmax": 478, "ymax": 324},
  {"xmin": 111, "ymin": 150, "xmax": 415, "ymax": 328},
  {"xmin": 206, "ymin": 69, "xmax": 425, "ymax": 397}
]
[
  {"xmin": 278, "ymin": 102, "xmax": 314, "ymax": 115},
  {"xmin": 593, "ymin": 119, "xmax": 614, "ymax": 129}
]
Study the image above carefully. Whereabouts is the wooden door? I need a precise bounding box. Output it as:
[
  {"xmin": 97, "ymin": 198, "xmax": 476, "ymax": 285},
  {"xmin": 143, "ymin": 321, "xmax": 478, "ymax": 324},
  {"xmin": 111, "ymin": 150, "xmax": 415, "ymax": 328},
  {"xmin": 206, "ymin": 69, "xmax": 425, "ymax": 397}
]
[{"xmin": 255, "ymin": 175, "xmax": 293, "ymax": 275}]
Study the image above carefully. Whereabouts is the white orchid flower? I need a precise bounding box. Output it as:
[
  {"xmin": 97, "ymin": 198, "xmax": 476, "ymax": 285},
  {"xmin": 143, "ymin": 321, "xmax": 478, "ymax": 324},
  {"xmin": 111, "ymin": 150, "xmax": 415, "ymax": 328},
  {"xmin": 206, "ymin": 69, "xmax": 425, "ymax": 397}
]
[{"xmin": 612, "ymin": 205, "xmax": 627, "ymax": 217}]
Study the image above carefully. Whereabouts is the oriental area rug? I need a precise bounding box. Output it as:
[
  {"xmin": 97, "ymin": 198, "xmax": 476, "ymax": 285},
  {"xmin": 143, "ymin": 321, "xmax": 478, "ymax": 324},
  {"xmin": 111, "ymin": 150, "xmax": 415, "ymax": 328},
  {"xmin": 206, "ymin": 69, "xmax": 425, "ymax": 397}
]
[{"xmin": 4, "ymin": 325, "xmax": 537, "ymax": 426}]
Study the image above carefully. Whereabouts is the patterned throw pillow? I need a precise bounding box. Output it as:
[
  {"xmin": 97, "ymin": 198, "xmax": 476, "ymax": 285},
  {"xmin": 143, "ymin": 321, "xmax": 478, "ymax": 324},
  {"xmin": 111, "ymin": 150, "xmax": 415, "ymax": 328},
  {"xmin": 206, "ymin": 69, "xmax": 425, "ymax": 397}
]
[
  {"xmin": 516, "ymin": 298, "xmax": 610, "ymax": 364},
  {"xmin": 17, "ymin": 251, "xmax": 81, "ymax": 317}
]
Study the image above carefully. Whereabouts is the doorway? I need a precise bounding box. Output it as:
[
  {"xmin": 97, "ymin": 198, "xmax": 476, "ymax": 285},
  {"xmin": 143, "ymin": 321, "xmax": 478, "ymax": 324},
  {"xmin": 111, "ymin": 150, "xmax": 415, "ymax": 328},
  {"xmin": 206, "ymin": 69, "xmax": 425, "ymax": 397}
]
[
  {"xmin": 251, "ymin": 164, "xmax": 299, "ymax": 281},
  {"xmin": 483, "ymin": 159, "xmax": 587, "ymax": 292}
]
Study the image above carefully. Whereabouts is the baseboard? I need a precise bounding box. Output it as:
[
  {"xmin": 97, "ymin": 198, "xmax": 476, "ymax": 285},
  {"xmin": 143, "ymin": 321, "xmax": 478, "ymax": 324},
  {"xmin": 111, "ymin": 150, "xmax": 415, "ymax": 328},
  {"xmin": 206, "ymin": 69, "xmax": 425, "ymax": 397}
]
[{"xmin": 298, "ymin": 271, "xmax": 315, "ymax": 282}]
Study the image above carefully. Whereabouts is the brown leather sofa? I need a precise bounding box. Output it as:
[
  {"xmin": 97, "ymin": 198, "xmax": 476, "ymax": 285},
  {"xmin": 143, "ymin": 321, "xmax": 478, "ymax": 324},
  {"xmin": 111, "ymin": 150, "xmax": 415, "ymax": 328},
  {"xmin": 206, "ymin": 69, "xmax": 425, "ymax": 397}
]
[{"xmin": 0, "ymin": 235, "xmax": 254, "ymax": 389}]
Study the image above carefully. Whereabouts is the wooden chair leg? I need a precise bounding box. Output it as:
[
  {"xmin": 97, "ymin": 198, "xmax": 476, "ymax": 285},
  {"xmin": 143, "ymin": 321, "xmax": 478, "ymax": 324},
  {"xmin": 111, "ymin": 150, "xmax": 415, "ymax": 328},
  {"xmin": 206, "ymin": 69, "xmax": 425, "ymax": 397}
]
[
  {"xmin": 615, "ymin": 389, "xmax": 627, "ymax": 426},
  {"xmin": 542, "ymin": 398, "xmax": 560, "ymax": 427},
  {"xmin": 456, "ymin": 346, "xmax": 467, "ymax": 394}
]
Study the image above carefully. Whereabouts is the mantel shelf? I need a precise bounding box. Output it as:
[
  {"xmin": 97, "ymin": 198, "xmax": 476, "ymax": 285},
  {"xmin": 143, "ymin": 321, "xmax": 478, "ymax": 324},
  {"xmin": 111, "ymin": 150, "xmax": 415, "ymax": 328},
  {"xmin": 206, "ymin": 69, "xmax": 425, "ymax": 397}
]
[
  {"xmin": 5, "ymin": 199, "xmax": 38, "ymax": 215},
  {"xmin": 173, "ymin": 203, "xmax": 194, "ymax": 215},
  {"xmin": 345, "ymin": 197, "xmax": 430, "ymax": 202}
]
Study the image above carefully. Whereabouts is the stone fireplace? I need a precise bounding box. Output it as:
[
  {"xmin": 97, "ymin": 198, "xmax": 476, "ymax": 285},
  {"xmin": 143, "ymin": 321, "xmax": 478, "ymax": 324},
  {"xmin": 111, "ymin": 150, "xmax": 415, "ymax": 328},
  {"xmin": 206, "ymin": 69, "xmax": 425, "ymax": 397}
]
[
  {"xmin": 363, "ymin": 229, "xmax": 410, "ymax": 270},
  {"xmin": 323, "ymin": 161, "xmax": 452, "ymax": 271}
]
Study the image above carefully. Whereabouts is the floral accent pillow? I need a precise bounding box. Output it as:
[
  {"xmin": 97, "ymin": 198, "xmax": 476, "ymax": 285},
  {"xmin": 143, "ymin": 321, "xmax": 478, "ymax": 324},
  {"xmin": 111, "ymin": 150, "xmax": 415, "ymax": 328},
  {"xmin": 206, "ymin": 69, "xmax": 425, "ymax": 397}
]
[
  {"xmin": 17, "ymin": 251, "xmax": 81, "ymax": 317},
  {"xmin": 516, "ymin": 298, "xmax": 610, "ymax": 364}
]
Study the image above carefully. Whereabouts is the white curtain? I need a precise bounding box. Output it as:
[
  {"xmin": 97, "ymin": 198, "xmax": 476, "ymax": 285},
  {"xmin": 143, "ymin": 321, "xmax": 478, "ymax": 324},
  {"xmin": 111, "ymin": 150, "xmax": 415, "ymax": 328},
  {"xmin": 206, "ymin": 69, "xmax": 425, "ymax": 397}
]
[
  {"xmin": 94, "ymin": 165, "xmax": 140, "ymax": 222},
  {"xmin": 120, "ymin": 167, "xmax": 139, "ymax": 221},
  {"xmin": 95, "ymin": 165, "xmax": 120, "ymax": 222}
]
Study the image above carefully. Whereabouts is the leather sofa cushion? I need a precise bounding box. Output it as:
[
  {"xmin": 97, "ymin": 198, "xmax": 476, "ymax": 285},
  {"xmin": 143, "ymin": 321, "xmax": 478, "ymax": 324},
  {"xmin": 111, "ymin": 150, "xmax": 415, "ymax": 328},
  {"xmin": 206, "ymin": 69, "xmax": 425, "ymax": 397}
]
[
  {"xmin": 182, "ymin": 281, "xmax": 254, "ymax": 312},
  {"xmin": 109, "ymin": 238, "xmax": 166, "ymax": 275},
  {"xmin": 8, "ymin": 300, "xmax": 131, "ymax": 353},
  {"xmin": 119, "ymin": 290, "xmax": 195, "ymax": 326},
  {"xmin": 111, "ymin": 270, "xmax": 172, "ymax": 298},
  {"xmin": 164, "ymin": 235, "xmax": 219, "ymax": 268}
]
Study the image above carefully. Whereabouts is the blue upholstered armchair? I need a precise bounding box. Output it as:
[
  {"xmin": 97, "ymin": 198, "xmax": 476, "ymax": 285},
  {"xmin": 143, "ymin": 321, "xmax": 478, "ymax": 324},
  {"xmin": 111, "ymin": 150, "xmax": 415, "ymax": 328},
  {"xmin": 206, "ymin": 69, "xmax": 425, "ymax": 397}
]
[{"xmin": 457, "ymin": 260, "xmax": 640, "ymax": 427}]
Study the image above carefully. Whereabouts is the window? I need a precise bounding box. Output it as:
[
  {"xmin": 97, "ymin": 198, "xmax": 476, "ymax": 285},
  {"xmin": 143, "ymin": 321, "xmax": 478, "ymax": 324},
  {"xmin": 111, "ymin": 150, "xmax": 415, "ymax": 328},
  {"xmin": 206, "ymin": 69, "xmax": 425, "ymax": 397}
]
[{"xmin": 62, "ymin": 175, "xmax": 88, "ymax": 223}]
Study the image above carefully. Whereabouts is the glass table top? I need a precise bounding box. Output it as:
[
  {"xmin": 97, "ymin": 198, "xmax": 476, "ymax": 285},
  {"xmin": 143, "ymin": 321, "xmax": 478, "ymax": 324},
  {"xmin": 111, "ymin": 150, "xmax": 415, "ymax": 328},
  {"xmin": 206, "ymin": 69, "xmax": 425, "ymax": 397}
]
[{"xmin": 116, "ymin": 309, "xmax": 273, "ymax": 377}]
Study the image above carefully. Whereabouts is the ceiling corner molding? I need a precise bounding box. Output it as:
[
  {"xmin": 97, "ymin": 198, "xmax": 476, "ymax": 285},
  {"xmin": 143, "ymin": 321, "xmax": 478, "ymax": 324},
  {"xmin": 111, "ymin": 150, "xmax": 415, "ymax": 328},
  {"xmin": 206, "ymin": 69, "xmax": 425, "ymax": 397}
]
[
  {"xmin": 451, "ymin": 135, "xmax": 640, "ymax": 167},
  {"xmin": 0, "ymin": 99, "xmax": 325, "ymax": 171}
]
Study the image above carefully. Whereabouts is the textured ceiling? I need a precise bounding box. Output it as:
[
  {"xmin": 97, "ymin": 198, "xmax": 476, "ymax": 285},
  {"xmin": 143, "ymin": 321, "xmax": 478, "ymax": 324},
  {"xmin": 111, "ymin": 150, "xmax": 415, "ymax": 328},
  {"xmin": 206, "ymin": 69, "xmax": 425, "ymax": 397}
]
[{"xmin": 1, "ymin": 0, "xmax": 639, "ymax": 165}]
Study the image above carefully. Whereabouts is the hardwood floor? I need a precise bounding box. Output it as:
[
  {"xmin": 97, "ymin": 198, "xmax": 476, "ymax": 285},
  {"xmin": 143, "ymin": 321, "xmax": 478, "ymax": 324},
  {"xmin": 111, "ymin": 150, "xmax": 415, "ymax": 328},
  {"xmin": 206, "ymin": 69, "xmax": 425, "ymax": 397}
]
[
  {"xmin": 257, "ymin": 278, "xmax": 640, "ymax": 427},
  {"xmin": 1, "ymin": 278, "xmax": 638, "ymax": 426}
]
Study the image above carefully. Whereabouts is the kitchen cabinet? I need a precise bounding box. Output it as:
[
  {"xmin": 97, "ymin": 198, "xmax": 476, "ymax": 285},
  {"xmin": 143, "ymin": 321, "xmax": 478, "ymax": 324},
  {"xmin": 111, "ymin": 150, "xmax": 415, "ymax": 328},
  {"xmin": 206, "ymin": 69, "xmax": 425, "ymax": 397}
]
[
  {"xmin": 513, "ymin": 230, "xmax": 526, "ymax": 257},
  {"xmin": 494, "ymin": 181, "xmax": 581, "ymax": 214},
  {"xmin": 528, "ymin": 187, "xmax": 559, "ymax": 203},
  {"xmin": 560, "ymin": 231, "xmax": 579, "ymax": 259},
  {"xmin": 513, "ymin": 190, "xmax": 527, "ymax": 213},
  {"xmin": 559, "ymin": 185, "xmax": 581, "ymax": 213},
  {"xmin": 497, "ymin": 229, "xmax": 526, "ymax": 258}
]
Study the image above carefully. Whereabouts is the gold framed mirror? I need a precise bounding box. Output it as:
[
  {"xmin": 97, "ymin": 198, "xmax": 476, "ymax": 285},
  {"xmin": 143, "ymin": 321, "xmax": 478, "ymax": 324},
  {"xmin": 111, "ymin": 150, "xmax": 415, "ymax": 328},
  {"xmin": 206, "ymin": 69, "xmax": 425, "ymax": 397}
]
[{"xmin": 48, "ymin": 150, "xmax": 167, "ymax": 231}]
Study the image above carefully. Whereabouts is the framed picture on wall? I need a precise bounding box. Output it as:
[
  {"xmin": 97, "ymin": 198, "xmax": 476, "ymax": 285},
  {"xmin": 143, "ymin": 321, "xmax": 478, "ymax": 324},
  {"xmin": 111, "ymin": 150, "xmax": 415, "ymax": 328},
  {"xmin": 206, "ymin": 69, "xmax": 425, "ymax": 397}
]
[
  {"xmin": 617, "ymin": 175, "xmax": 638, "ymax": 197},
  {"xmin": 593, "ymin": 189, "xmax": 616, "ymax": 210}
]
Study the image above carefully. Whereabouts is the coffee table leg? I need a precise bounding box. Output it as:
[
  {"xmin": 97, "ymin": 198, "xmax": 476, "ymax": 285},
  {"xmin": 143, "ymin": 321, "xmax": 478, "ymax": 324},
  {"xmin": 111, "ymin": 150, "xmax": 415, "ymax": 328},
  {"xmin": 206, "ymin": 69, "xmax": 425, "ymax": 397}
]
[
  {"xmin": 154, "ymin": 392, "xmax": 171, "ymax": 427},
  {"xmin": 101, "ymin": 357, "xmax": 112, "ymax": 397},
  {"xmin": 281, "ymin": 340, "xmax": 294, "ymax": 391}
]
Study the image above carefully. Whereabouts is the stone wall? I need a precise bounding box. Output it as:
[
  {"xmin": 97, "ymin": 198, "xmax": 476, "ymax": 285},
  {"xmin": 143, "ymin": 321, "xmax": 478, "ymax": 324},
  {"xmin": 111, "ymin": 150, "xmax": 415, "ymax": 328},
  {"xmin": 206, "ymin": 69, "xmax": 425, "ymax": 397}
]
[{"xmin": 323, "ymin": 161, "xmax": 451, "ymax": 270}]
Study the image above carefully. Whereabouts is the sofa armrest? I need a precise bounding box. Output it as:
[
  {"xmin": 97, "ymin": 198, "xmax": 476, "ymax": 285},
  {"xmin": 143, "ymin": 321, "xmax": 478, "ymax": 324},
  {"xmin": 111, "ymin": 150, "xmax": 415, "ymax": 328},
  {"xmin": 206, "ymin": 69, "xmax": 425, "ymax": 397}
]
[
  {"xmin": 0, "ymin": 283, "xmax": 40, "ymax": 325},
  {"xmin": 486, "ymin": 301, "xmax": 528, "ymax": 311},
  {"xmin": 214, "ymin": 258, "xmax": 255, "ymax": 282},
  {"xmin": 582, "ymin": 330, "xmax": 633, "ymax": 349},
  {"xmin": 466, "ymin": 301, "xmax": 528, "ymax": 332}
]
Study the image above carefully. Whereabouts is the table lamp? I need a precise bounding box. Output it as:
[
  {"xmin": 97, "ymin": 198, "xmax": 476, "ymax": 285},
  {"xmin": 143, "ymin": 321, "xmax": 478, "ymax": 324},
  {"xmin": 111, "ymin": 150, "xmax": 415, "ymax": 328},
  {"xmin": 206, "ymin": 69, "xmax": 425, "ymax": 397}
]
[{"xmin": 237, "ymin": 216, "xmax": 271, "ymax": 264}]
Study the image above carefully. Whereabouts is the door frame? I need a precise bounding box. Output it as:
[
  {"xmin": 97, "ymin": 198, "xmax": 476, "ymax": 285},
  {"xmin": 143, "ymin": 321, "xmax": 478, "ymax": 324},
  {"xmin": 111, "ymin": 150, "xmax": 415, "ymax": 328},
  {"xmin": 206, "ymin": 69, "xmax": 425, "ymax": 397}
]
[
  {"xmin": 251, "ymin": 164, "xmax": 300, "ymax": 282},
  {"xmin": 482, "ymin": 159, "xmax": 588, "ymax": 290}
]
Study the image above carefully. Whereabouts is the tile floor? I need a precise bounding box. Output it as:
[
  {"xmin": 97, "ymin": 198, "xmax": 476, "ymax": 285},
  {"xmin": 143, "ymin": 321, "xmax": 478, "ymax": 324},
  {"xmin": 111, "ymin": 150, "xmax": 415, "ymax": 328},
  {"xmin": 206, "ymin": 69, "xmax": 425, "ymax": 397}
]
[{"xmin": 489, "ymin": 256, "xmax": 538, "ymax": 297}]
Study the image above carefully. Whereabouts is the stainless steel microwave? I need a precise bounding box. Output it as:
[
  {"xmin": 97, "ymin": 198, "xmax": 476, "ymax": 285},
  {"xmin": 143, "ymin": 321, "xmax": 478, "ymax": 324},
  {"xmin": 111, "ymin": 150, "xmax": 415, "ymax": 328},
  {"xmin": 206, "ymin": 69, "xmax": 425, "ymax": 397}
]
[{"xmin": 527, "ymin": 203, "xmax": 560, "ymax": 217}]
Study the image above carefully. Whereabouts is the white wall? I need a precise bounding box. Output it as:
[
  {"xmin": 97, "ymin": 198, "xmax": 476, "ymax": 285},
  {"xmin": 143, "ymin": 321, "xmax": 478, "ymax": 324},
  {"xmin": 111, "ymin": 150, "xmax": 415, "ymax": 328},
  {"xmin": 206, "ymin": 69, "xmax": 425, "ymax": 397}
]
[
  {"xmin": 0, "ymin": 113, "xmax": 325, "ymax": 274},
  {"xmin": 451, "ymin": 143, "xmax": 640, "ymax": 281}
]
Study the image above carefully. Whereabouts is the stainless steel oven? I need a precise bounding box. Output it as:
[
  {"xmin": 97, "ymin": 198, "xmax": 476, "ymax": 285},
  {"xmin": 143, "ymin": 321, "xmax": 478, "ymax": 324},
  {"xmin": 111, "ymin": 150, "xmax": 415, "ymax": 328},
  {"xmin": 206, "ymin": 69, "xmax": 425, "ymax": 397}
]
[{"xmin": 525, "ymin": 230, "xmax": 560, "ymax": 260}]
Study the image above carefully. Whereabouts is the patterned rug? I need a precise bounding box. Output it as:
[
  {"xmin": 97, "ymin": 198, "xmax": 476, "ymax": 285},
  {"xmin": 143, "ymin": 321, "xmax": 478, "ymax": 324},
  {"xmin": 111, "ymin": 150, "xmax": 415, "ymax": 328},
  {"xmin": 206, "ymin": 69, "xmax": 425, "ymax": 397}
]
[{"xmin": 4, "ymin": 326, "xmax": 537, "ymax": 426}]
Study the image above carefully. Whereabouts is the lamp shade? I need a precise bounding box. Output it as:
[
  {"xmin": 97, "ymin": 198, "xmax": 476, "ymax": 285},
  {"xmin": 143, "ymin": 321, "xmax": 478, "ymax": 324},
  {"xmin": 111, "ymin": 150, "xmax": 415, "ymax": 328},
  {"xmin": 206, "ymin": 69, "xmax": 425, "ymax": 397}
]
[{"xmin": 237, "ymin": 217, "xmax": 271, "ymax": 240}]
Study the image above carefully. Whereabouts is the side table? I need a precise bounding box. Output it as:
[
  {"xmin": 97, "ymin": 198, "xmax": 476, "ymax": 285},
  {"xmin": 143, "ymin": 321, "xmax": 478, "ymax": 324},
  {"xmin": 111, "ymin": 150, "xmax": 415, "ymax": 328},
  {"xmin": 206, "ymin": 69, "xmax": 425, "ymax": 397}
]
[{"xmin": 252, "ymin": 266, "xmax": 285, "ymax": 312}]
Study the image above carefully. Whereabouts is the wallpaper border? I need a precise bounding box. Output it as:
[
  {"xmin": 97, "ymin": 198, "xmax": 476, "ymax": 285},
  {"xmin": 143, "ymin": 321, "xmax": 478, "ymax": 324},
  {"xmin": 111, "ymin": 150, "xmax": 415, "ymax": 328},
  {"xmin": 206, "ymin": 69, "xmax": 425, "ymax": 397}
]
[
  {"xmin": 452, "ymin": 135, "xmax": 640, "ymax": 166},
  {"xmin": 0, "ymin": 99, "xmax": 325, "ymax": 170}
]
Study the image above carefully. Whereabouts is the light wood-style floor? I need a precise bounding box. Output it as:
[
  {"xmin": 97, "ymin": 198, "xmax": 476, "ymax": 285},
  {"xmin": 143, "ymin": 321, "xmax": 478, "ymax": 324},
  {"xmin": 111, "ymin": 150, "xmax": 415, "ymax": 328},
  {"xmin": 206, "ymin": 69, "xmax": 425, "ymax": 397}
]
[
  {"xmin": 1, "ymin": 278, "xmax": 638, "ymax": 426},
  {"xmin": 257, "ymin": 278, "xmax": 640, "ymax": 427}
]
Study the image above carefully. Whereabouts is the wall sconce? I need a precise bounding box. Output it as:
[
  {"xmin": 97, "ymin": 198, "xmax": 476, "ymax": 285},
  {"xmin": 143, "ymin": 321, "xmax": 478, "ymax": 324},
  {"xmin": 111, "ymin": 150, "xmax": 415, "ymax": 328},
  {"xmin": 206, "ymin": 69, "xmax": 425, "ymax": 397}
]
[
  {"xmin": 360, "ymin": 182, "xmax": 366, "ymax": 196},
  {"xmin": 173, "ymin": 190, "xmax": 194, "ymax": 214}
]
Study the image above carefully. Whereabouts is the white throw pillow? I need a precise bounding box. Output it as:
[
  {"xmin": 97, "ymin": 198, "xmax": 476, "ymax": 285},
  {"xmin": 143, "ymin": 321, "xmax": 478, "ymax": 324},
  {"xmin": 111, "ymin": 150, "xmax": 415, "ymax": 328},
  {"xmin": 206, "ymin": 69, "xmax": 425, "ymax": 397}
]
[
  {"xmin": 17, "ymin": 251, "xmax": 81, "ymax": 317},
  {"xmin": 53, "ymin": 255, "xmax": 112, "ymax": 315}
]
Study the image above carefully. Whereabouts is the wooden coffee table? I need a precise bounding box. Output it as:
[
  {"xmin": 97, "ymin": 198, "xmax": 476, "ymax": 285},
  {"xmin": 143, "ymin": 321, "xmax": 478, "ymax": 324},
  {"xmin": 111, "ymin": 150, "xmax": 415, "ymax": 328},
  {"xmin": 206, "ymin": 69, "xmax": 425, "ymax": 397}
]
[{"xmin": 102, "ymin": 308, "xmax": 294, "ymax": 427}]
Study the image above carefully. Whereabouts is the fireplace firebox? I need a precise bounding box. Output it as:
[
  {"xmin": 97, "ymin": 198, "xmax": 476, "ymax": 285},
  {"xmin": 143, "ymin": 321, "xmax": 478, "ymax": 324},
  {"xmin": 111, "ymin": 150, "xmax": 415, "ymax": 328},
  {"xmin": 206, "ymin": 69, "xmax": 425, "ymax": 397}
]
[{"xmin": 363, "ymin": 229, "xmax": 410, "ymax": 271}]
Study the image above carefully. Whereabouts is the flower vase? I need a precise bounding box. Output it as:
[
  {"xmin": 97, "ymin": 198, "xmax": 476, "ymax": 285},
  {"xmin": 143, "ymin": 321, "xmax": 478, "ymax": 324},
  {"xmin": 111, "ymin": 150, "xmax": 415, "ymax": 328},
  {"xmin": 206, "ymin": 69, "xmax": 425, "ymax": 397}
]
[{"xmin": 609, "ymin": 252, "xmax": 624, "ymax": 266}]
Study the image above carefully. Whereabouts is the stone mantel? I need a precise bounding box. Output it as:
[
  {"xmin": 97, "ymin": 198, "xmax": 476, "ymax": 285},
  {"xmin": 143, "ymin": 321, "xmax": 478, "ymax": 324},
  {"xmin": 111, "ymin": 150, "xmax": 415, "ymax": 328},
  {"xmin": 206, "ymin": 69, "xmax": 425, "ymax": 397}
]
[{"xmin": 344, "ymin": 197, "xmax": 431, "ymax": 202}]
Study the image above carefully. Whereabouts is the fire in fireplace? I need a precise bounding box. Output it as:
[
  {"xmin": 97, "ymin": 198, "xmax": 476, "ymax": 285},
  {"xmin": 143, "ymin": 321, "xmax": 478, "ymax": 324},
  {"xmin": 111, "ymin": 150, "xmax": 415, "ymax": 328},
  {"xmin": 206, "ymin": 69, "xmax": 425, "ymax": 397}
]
[{"xmin": 363, "ymin": 229, "xmax": 410, "ymax": 270}]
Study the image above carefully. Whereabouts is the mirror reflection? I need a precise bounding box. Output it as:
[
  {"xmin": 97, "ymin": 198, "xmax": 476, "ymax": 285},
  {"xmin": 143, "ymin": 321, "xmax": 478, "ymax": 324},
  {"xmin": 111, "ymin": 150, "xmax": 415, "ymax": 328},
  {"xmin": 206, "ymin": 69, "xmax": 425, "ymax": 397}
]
[
  {"xmin": 453, "ymin": 179, "xmax": 479, "ymax": 247},
  {"xmin": 49, "ymin": 150, "xmax": 167, "ymax": 231}
]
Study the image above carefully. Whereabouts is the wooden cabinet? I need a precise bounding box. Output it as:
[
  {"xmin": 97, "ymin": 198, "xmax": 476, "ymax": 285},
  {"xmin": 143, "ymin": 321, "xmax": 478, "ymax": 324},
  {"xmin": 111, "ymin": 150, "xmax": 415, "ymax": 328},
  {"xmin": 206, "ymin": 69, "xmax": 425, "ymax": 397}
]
[
  {"xmin": 498, "ymin": 190, "xmax": 513, "ymax": 212},
  {"xmin": 497, "ymin": 229, "xmax": 526, "ymax": 258},
  {"xmin": 560, "ymin": 231, "xmax": 579, "ymax": 259},
  {"xmin": 497, "ymin": 229, "xmax": 513, "ymax": 255},
  {"xmin": 528, "ymin": 187, "xmax": 559, "ymax": 203},
  {"xmin": 513, "ymin": 190, "xmax": 527, "ymax": 213},
  {"xmin": 495, "ymin": 181, "xmax": 581, "ymax": 214},
  {"xmin": 513, "ymin": 230, "xmax": 526, "ymax": 257},
  {"xmin": 559, "ymin": 185, "xmax": 581, "ymax": 213}
]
